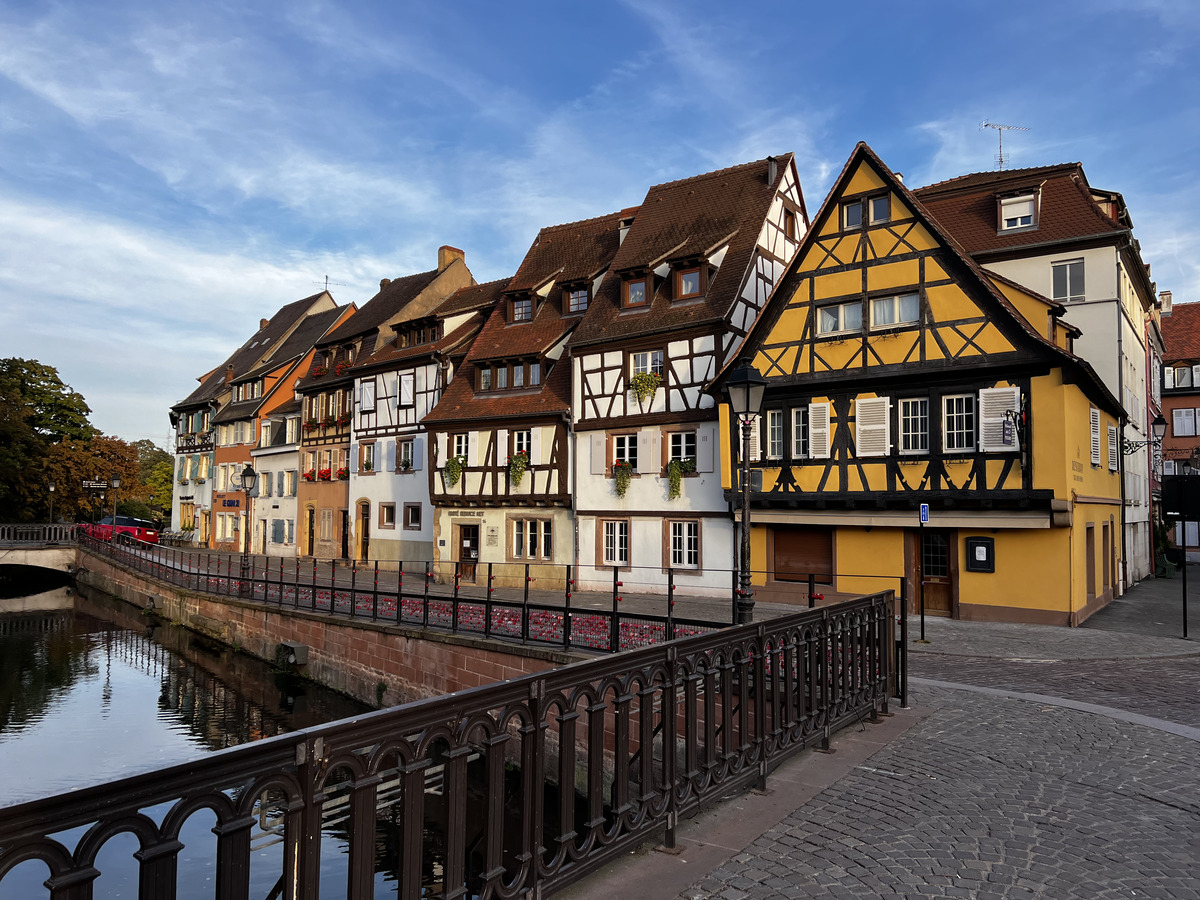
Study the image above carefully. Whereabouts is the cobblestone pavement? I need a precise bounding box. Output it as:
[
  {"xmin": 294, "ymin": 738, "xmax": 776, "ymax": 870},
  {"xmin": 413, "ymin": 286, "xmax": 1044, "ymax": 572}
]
[{"xmin": 681, "ymin": 686, "xmax": 1200, "ymax": 899}]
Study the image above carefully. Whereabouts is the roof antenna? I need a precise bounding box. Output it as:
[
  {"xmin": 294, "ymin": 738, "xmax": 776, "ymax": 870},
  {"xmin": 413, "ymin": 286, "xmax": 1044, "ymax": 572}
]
[
  {"xmin": 980, "ymin": 121, "xmax": 1030, "ymax": 170},
  {"xmin": 312, "ymin": 276, "xmax": 347, "ymax": 291}
]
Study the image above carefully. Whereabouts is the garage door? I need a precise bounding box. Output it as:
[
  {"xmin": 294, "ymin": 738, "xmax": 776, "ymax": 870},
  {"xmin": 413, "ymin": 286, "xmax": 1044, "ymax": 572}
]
[{"xmin": 773, "ymin": 525, "xmax": 833, "ymax": 583}]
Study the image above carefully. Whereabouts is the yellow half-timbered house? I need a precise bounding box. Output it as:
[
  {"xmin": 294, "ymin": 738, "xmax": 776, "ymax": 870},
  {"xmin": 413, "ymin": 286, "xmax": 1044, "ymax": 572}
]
[{"xmin": 719, "ymin": 143, "xmax": 1124, "ymax": 625}]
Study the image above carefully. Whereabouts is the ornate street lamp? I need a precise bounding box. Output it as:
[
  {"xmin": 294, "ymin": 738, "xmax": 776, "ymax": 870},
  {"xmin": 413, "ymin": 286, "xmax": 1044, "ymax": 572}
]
[
  {"xmin": 726, "ymin": 362, "xmax": 766, "ymax": 624},
  {"xmin": 239, "ymin": 463, "xmax": 258, "ymax": 597},
  {"xmin": 1123, "ymin": 413, "xmax": 1168, "ymax": 455},
  {"xmin": 47, "ymin": 479, "xmax": 55, "ymax": 526}
]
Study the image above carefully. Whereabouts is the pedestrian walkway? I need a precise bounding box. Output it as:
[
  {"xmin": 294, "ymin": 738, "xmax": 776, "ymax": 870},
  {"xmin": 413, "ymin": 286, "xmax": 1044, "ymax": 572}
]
[{"xmin": 556, "ymin": 575, "xmax": 1200, "ymax": 900}]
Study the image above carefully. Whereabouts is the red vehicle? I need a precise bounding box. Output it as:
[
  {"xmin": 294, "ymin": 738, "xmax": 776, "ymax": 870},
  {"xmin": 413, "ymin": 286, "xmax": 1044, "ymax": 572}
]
[{"xmin": 80, "ymin": 515, "xmax": 160, "ymax": 544}]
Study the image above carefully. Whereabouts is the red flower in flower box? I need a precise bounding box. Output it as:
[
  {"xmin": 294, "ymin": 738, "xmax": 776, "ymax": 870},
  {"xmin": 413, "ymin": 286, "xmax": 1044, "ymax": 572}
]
[
  {"xmin": 318, "ymin": 468, "xmax": 332, "ymax": 481},
  {"xmin": 302, "ymin": 469, "xmax": 316, "ymax": 482},
  {"xmin": 310, "ymin": 365, "xmax": 327, "ymax": 378}
]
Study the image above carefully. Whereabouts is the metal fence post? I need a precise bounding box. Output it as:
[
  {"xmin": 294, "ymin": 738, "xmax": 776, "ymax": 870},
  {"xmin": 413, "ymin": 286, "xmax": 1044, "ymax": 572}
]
[
  {"xmin": 611, "ymin": 566, "xmax": 621, "ymax": 652},
  {"xmin": 808, "ymin": 573, "xmax": 816, "ymax": 608},
  {"xmin": 522, "ymin": 563, "xmax": 531, "ymax": 643},
  {"xmin": 563, "ymin": 564, "xmax": 573, "ymax": 649},
  {"xmin": 485, "ymin": 563, "xmax": 494, "ymax": 637},
  {"xmin": 667, "ymin": 567, "xmax": 675, "ymax": 641}
]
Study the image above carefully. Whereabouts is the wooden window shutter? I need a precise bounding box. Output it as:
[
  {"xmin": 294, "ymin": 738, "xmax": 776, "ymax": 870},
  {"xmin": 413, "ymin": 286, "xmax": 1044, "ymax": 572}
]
[
  {"xmin": 412, "ymin": 437, "xmax": 424, "ymax": 471},
  {"xmin": 746, "ymin": 415, "xmax": 761, "ymax": 462},
  {"xmin": 362, "ymin": 380, "xmax": 375, "ymax": 409},
  {"xmin": 400, "ymin": 373, "xmax": 415, "ymax": 407},
  {"xmin": 590, "ymin": 433, "xmax": 607, "ymax": 475},
  {"xmin": 637, "ymin": 429, "xmax": 657, "ymax": 475},
  {"xmin": 696, "ymin": 427, "xmax": 714, "ymax": 473},
  {"xmin": 809, "ymin": 403, "xmax": 831, "ymax": 459},
  {"xmin": 1165, "ymin": 367, "xmax": 1175, "ymax": 389},
  {"xmin": 855, "ymin": 397, "xmax": 890, "ymax": 458},
  {"xmin": 530, "ymin": 427, "xmax": 542, "ymax": 466},
  {"xmin": 1107, "ymin": 425, "xmax": 1119, "ymax": 471},
  {"xmin": 979, "ymin": 387, "xmax": 1021, "ymax": 452},
  {"xmin": 1090, "ymin": 408, "xmax": 1101, "ymax": 466},
  {"xmin": 467, "ymin": 432, "xmax": 479, "ymax": 466},
  {"xmin": 495, "ymin": 429, "xmax": 508, "ymax": 466}
]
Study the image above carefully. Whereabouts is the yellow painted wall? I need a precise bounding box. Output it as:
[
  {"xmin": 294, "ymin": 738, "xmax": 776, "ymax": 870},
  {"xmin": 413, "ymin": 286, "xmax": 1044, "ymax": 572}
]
[
  {"xmin": 834, "ymin": 528, "xmax": 905, "ymax": 597},
  {"xmin": 956, "ymin": 528, "xmax": 1071, "ymax": 613}
]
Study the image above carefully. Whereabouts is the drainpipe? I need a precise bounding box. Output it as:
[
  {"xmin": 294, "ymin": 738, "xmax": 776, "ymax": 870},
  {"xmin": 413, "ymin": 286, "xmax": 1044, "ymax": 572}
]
[
  {"xmin": 566, "ymin": 347, "xmax": 579, "ymax": 575},
  {"xmin": 1116, "ymin": 260, "xmax": 1129, "ymax": 592}
]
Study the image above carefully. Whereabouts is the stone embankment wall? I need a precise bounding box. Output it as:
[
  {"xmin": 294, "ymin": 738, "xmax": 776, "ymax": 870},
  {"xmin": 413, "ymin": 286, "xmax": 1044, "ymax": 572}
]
[{"xmin": 75, "ymin": 551, "xmax": 583, "ymax": 707}]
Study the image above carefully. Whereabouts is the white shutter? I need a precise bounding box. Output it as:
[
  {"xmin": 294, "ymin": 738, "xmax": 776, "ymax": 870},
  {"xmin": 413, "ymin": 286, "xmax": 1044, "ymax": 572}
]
[
  {"xmin": 467, "ymin": 432, "xmax": 478, "ymax": 466},
  {"xmin": 591, "ymin": 433, "xmax": 607, "ymax": 475},
  {"xmin": 381, "ymin": 439, "xmax": 393, "ymax": 472},
  {"xmin": 400, "ymin": 373, "xmax": 415, "ymax": 407},
  {"xmin": 637, "ymin": 429, "xmax": 656, "ymax": 475},
  {"xmin": 412, "ymin": 437, "xmax": 424, "ymax": 471},
  {"xmin": 1107, "ymin": 425, "xmax": 1119, "ymax": 471},
  {"xmin": 809, "ymin": 402, "xmax": 831, "ymax": 459},
  {"xmin": 1192, "ymin": 365, "xmax": 1200, "ymax": 386},
  {"xmin": 1165, "ymin": 367, "xmax": 1175, "ymax": 389},
  {"xmin": 696, "ymin": 427, "xmax": 714, "ymax": 473},
  {"xmin": 495, "ymin": 429, "xmax": 508, "ymax": 465},
  {"xmin": 530, "ymin": 427, "xmax": 542, "ymax": 465},
  {"xmin": 855, "ymin": 396, "xmax": 890, "ymax": 457},
  {"xmin": 1174, "ymin": 408, "xmax": 1195, "ymax": 438},
  {"xmin": 746, "ymin": 415, "xmax": 761, "ymax": 462},
  {"xmin": 1090, "ymin": 408, "xmax": 1101, "ymax": 466},
  {"xmin": 979, "ymin": 387, "xmax": 1021, "ymax": 452},
  {"xmin": 436, "ymin": 434, "xmax": 448, "ymax": 467},
  {"xmin": 361, "ymin": 380, "xmax": 375, "ymax": 409}
]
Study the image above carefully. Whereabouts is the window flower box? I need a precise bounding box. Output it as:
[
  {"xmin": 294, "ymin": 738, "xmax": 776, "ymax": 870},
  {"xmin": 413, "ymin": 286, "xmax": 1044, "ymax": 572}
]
[
  {"xmin": 302, "ymin": 469, "xmax": 317, "ymax": 482},
  {"xmin": 612, "ymin": 459, "xmax": 634, "ymax": 498},
  {"xmin": 336, "ymin": 467, "xmax": 349, "ymax": 480},
  {"xmin": 318, "ymin": 468, "xmax": 332, "ymax": 481},
  {"xmin": 303, "ymin": 420, "xmax": 320, "ymax": 433},
  {"xmin": 311, "ymin": 365, "xmax": 327, "ymax": 378},
  {"xmin": 336, "ymin": 414, "xmax": 351, "ymax": 427},
  {"xmin": 335, "ymin": 361, "xmax": 352, "ymax": 376}
]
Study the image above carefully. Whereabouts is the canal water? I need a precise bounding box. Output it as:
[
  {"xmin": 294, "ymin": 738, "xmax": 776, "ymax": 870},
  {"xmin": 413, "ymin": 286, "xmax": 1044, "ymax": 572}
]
[{"xmin": 0, "ymin": 570, "xmax": 373, "ymax": 898}]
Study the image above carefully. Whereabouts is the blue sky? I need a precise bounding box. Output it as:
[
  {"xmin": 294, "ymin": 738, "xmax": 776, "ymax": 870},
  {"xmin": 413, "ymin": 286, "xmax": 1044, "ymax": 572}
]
[{"xmin": 1, "ymin": 0, "xmax": 1196, "ymax": 443}]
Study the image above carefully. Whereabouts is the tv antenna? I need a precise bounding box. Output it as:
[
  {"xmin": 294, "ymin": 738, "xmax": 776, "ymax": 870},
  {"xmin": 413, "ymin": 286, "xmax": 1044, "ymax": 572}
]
[
  {"xmin": 313, "ymin": 275, "xmax": 347, "ymax": 292},
  {"xmin": 980, "ymin": 121, "xmax": 1029, "ymax": 170}
]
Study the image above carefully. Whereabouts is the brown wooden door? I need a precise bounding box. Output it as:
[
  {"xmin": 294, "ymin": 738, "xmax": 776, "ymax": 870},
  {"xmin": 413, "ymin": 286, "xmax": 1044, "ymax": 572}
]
[
  {"xmin": 359, "ymin": 503, "xmax": 370, "ymax": 561},
  {"xmin": 773, "ymin": 525, "xmax": 833, "ymax": 584},
  {"xmin": 920, "ymin": 528, "xmax": 955, "ymax": 616},
  {"xmin": 459, "ymin": 524, "xmax": 479, "ymax": 581}
]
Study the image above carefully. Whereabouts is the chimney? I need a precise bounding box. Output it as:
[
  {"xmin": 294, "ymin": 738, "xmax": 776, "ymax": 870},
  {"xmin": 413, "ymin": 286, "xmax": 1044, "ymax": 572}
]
[
  {"xmin": 438, "ymin": 245, "xmax": 465, "ymax": 272},
  {"xmin": 767, "ymin": 156, "xmax": 777, "ymax": 185},
  {"xmin": 895, "ymin": 172, "xmax": 904, "ymax": 183},
  {"xmin": 224, "ymin": 364, "xmax": 235, "ymax": 385},
  {"xmin": 380, "ymin": 278, "xmax": 392, "ymax": 290},
  {"xmin": 1160, "ymin": 290, "xmax": 1172, "ymax": 315},
  {"xmin": 260, "ymin": 318, "xmax": 269, "ymax": 329}
]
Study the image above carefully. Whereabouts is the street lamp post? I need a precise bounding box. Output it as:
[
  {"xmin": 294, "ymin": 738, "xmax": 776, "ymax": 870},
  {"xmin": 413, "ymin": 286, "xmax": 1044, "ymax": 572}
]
[
  {"xmin": 726, "ymin": 363, "xmax": 766, "ymax": 624},
  {"xmin": 239, "ymin": 463, "xmax": 258, "ymax": 598},
  {"xmin": 110, "ymin": 476, "xmax": 121, "ymax": 541},
  {"xmin": 47, "ymin": 480, "xmax": 55, "ymax": 526}
]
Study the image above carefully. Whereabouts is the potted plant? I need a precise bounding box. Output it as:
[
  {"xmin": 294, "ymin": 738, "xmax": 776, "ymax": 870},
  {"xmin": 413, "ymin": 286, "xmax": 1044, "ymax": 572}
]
[
  {"xmin": 630, "ymin": 371, "xmax": 661, "ymax": 406},
  {"xmin": 320, "ymin": 415, "xmax": 336, "ymax": 429},
  {"xmin": 667, "ymin": 456, "xmax": 696, "ymax": 500},
  {"xmin": 303, "ymin": 419, "xmax": 320, "ymax": 433},
  {"xmin": 444, "ymin": 454, "xmax": 466, "ymax": 487},
  {"xmin": 318, "ymin": 468, "xmax": 332, "ymax": 481},
  {"xmin": 303, "ymin": 469, "xmax": 316, "ymax": 482},
  {"xmin": 336, "ymin": 466, "xmax": 349, "ymax": 480},
  {"xmin": 612, "ymin": 459, "xmax": 634, "ymax": 498},
  {"xmin": 508, "ymin": 450, "xmax": 530, "ymax": 488},
  {"xmin": 311, "ymin": 364, "xmax": 327, "ymax": 378},
  {"xmin": 335, "ymin": 361, "xmax": 352, "ymax": 376},
  {"xmin": 336, "ymin": 413, "xmax": 352, "ymax": 427},
  {"xmin": 361, "ymin": 459, "xmax": 373, "ymax": 473}
]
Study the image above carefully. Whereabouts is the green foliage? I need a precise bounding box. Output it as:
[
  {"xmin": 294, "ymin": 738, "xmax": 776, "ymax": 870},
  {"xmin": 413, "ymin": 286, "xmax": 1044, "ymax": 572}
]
[
  {"xmin": 508, "ymin": 450, "xmax": 529, "ymax": 487},
  {"xmin": 629, "ymin": 371, "xmax": 661, "ymax": 405},
  {"xmin": 667, "ymin": 457, "xmax": 696, "ymax": 500},
  {"xmin": 444, "ymin": 454, "xmax": 466, "ymax": 487},
  {"xmin": 613, "ymin": 460, "xmax": 634, "ymax": 498}
]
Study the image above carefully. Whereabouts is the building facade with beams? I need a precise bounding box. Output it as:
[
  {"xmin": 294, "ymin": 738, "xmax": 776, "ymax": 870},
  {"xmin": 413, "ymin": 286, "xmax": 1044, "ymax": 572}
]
[
  {"xmin": 719, "ymin": 143, "xmax": 1123, "ymax": 625},
  {"xmin": 1160, "ymin": 298, "xmax": 1200, "ymax": 560},
  {"xmin": 568, "ymin": 154, "xmax": 808, "ymax": 594},
  {"xmin": 348, "ymin": 279, "xmax": 503, "ymax": 562},
  {"xmin": 423, "ymin": 212, "xmax": 626, "ymax": 588},
  {"xmin": 294, "ymin": 248, "xmax": 474, "ymax": 559},
  {"xmin": 914, "ymin": 164, "xmax": 1162, "ymax": 588}
]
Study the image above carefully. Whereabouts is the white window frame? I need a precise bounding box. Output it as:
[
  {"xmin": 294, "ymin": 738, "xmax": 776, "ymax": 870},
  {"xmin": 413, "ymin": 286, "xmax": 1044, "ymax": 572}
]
[
  {"xmin": 792, "ymin": 407, "xmax": 809, "ymax": 459},
  {"xmin": 452, "ymin": 433, "xmax": 469, "ymax": 458},
  {"xmin": 1000, "ymin": 195, "xmax": 1037, "ymax": 230},
  {"xmin": 1173, "ymin": 408, "xmax": 1196, "ymax": 438},
  {"xmin": 669, "ymin": 520, "xmax": 700, "ymax": 569},
  {"xmin": 943, "ymin": 395, "xmax": 976, "ymax": 453},
  {"xmin": 602, "ymin": 520, "xmax": 629, "ymax": 566},
  {"xmin": 767, "ymin": 409, "xmax": 785, "ymax": 460},
  {"xmin": 817, "ymin": 300, "xmax": 862, "ymax": 336},
  {"xmin": 869, "ymin": 195, "xmax": 890, "ymax": 224},
  {"xmin": 613, "ymin": 433, "xmax": 638, "ymax": 469},
  {"xmin": 842, "ymin": 200, "xmax": 862, "ymax": 230},
  {"xmin": 669, "ymin": 430, "xmax": 697, "ymax": 462},
  {"xmin": 631, "ymin": 350, "xmax": 664, "ymax": 376},
  {"xmin": 899, "ymin": 398, "xmax": 929, "ymax": 455},
  {"xmin": 870, "ymin": 292, "xmax": 920, "ymax": 328},
  {"xmin": 1052, "ymin": 258, "xmax": 1085, "ymax": 302}
]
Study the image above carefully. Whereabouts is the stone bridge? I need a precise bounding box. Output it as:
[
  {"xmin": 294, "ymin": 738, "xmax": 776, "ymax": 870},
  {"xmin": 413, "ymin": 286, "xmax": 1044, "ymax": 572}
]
[{"xmin": 0, "ymin": 524, "xmax": 78, "ymax": 574}]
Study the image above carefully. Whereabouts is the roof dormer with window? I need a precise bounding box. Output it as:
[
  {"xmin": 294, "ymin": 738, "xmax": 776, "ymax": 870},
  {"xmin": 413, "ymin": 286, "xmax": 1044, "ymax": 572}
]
[{"xmin": 997, "ymin": 190, "xmax": 1040, "ymax": 233}]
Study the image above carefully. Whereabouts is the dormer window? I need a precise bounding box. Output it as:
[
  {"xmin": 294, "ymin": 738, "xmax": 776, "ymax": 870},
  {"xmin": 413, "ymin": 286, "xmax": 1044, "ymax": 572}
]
[
  {"xmin": 675, "ymin": 267, "xmax": 702, "ymax": 300},
  {"xmin": 511, "ymin": 295, "xmax": 532, "ymax": 322},
  {"xmin": 999, "ymin": 194, "xmax": 1037, "ymax": 231},
  {"xmin": 623, "ymin": 278, "xmax": 648, "ymax": 308},
  {"xmin": 566, "ymin": 287, "xmax": 588, "ymax": 314},
  {"xmin": 479, "ymin": 368, "xmax": 492, "ymax": 391}
]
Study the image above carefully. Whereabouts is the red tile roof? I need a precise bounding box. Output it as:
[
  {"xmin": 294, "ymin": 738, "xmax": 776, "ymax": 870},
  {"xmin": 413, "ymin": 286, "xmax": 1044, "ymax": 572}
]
[
  {"xmin": 319, "ymin": 269, "xmax": 441, "ymax": 346},
  {"xmin": 569, "ymin": 154, "xmax": 792, "ymax": 347},
  {"xmin": 506, "ymin": 212, "xmax": 624, "ymax": 293},
  {"xmin": 1162, "ymin": 302, "xmax": 1200, "ymax": 362},
  {"xmin": 913, "ymin": 164, "xmax": 1126, "ymax": 256},
  {"xmin": 422, "ymin": 355, "xmax": 571, "ymax": 424}
]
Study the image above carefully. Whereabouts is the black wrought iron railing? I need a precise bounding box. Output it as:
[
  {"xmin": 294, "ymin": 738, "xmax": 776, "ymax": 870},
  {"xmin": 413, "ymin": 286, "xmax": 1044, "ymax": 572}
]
[{"xmin": 0, "ymin": 591, "xmax": 894, "ymax": 900}]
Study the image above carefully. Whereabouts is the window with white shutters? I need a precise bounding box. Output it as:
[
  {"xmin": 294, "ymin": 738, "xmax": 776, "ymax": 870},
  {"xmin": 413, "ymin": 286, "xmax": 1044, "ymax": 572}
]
[
  {"xmin": 1173, "ymin": 408, "xmax": 1196, "ymax": 438},
  {"xmin": 855, "ymin": 397, "xmax": 890, "ymax": 457},
  {"xmin": 1108, "ymin": 425, "xmax": 1119, "ymax": 471},
  {"xmin": 809, "ymin": 402, "xmax": 831, "ymax": 459},
  {"xmin": 1090, "ymin": 408, "xmax": 1101, "ymax": 466},
  {"xmin": 979, "ymin": 387, "xmax": 1021, "ymax": 452}
]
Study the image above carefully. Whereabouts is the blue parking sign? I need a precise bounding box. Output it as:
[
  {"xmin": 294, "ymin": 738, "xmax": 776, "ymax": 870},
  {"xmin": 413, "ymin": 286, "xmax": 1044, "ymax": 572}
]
[{"xmin": 919, "ymin": 503, "xmax": 929, "ymax": 524}]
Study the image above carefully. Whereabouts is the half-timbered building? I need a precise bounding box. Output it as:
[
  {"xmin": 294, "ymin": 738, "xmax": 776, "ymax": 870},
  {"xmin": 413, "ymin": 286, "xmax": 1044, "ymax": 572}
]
[
  {"xmin": 914, "ymin": 164, "xmax": 1162, "ymax": 588},
  {"xmin": 423, "ymin": 213, "xmax": 624, "ymax": 586},
  {"xmin": 720, "ymin": 143, "xmax": 1124, "ymax": 625},
  {"xmin": 348, "ymin": 279, "xmax": 503, "ymax": 562},
  {"xmin": 294, "ymin": 248, "xmax": 474, "ymax": 559},
  {"xmin": 568, "ymin": 155, "xmax": 807, "ymax": 593}
]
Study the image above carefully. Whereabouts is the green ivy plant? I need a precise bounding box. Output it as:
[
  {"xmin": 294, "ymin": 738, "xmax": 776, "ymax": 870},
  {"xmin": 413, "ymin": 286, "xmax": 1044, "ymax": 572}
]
[
  {"xmin": 667, "ymin": 456, "xmax": 696, "ymax": 500},
  {"xmin": 629, "ymin": 371, "xmax": 662, "ymax": 405},
  {"xmin": 613, "ymin": 459, "xmax": 634, "ymax": 498},
  {"xmin": 508, "ymin": 450, "xmax": 530, "ymax": 487},
  {"xmin": 444, "ymin": 454, "xmax": 466, "ymax": 487}
]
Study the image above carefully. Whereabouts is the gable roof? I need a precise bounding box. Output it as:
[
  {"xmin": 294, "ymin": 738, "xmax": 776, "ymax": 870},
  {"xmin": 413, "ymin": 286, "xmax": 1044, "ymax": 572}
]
[
  {"xmin": 913, "ymin": 162, "xmax": 1127, "ymax": 257},
  {"xmin": 716, "ymin": 142, "xmax": 1121, "ymax": 417},
  {"xmin": 568, "ymin": 154, "xmax": 795, "ymax": 348},
  {"xmin": 1162, "ymin": 302, "xmax": 1200, "ymax": 362},
  {"xmin": 242, "ymin": 305, "xmax": 350, "ymax": 380},
  {"xmin": 319, "ymin": 269, "xmax": 442, "ymax": 346}
]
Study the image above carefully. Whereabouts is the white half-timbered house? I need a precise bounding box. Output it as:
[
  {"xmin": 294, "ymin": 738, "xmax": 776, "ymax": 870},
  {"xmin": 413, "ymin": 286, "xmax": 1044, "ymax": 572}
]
[
  {"xmin": 423, "ymin": 212, "xmax": 624, "ymax": 587},
  {"xmin": 348, "ymin": 280, "xmax": 502, "ymax": 562},
  {"xmin": 567, "ymin": 155, "xmax": 808, "ymax": 595}
]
